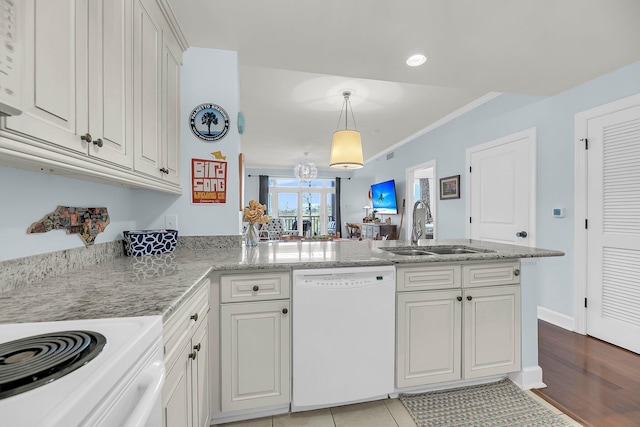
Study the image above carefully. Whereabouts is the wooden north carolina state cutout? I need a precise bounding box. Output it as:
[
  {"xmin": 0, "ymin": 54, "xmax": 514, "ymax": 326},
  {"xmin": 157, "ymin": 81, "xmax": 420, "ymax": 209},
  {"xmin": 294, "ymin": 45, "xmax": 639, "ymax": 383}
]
[{"xmin": 27, "ymin": 206, "xmax": 110, "ymax": 246}]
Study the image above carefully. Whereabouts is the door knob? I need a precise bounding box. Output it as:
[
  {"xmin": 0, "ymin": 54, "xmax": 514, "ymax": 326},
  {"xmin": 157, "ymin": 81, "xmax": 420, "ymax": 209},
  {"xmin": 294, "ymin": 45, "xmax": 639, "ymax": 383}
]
[
  {"xmin": 516, "ymin": 231, "xmax": 528, "ymax": 238},
  {"xmin": 81, "ymin": 133, "xmax": 92, "ymax": 143},
  {"xmin": 93, "ymin": 138, "xmax": 103, "ymax": 148}
]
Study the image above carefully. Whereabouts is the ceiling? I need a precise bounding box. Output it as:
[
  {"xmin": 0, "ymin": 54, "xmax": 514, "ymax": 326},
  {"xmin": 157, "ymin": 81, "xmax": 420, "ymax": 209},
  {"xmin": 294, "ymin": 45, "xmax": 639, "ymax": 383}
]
[{"xmin": 167, "ymin": 0, "xmax": 640, "ymax": 171}]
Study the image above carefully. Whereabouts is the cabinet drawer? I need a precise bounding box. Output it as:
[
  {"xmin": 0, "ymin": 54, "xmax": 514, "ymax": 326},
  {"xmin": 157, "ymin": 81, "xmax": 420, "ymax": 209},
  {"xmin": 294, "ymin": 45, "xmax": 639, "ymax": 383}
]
[
  {"xmin": 397, "ymin": 264, "xmax": 461, "ymax": 292},
  {"xmin": 221, "ymin": 271, "xmax": 290, "ymax": 303},
  {"xmin": 462, "ymin": 262, "xmax": 520, "ymax": 288},
  {"xmin": 163, "ymin": 280, "xmax": 210, "ymax": 366}
]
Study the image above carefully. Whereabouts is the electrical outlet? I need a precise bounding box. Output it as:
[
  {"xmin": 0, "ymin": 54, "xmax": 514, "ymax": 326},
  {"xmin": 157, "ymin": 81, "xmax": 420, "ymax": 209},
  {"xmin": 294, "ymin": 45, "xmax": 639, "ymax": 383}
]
[{"xmin": 165, "ymin": 214, "xmax": 178, "ymax": 230}]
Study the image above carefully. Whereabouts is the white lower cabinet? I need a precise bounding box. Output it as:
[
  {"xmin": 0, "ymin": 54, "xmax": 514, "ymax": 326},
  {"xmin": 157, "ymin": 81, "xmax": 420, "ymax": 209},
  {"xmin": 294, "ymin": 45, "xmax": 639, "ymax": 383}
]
[
  {"xmin": 463, "ymin": 284, "xmax": 521, "ymax": 379},
  {"xmin": 163, "ymin": 282, "xmax": 210, "ymax": 427},
  {"xmin": 220, "ymin": 299, "xmax": 291, "ymax": 412},
  {"xmin": 396, "ymin": 289, "xmax": 462, "ymax": 387},
  {"xmin": 217, "ymin": 271, "xmax": 291, "ymax": 414},
  {"xmin": 396, "ymin": 262, "xmax": 521, "ymax": 389}
]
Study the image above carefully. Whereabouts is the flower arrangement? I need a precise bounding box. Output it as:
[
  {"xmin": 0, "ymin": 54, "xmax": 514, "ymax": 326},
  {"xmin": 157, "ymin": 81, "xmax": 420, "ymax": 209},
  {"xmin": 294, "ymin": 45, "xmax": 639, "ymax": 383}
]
[{"xmin": 243, "ymin": 200, "xmax": 270, "ymax": 225}]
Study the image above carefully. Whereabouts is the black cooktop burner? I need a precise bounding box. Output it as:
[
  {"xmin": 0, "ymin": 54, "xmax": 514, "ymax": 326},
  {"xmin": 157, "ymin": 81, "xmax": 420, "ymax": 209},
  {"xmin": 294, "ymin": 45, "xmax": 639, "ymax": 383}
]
[{"xmin": 0, "ymin": 330, "xmax": 106, "ymax": 399}]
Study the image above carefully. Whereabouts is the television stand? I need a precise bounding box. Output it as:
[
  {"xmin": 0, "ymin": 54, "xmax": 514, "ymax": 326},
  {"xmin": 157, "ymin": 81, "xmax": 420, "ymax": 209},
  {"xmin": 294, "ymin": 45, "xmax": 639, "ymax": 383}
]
[{"xmin": 361, "ymin": 223, "xmax": 397, "ymax": 240}]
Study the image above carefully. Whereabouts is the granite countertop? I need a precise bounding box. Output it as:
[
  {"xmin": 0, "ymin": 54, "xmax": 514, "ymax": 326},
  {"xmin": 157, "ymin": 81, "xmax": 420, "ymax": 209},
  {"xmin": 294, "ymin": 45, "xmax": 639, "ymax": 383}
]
[{"xmin": 0, "ymin": 239, "xmax": 563, "ymax": 325}]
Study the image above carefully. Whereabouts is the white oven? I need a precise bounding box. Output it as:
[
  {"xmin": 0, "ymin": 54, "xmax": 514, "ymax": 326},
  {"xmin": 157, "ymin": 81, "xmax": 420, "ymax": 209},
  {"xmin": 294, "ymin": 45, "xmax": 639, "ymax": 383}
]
[{"xmin": 0, "ymin": 316, "xmax": 164, "ymax": 427}]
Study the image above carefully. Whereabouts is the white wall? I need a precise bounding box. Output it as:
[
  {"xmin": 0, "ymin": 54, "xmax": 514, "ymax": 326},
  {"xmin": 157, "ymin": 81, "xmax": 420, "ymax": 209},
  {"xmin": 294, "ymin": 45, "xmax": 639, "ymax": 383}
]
[
  {"xmin": 338, "ymin": 60, "xmax": 640, "ymax": 369},
  {"xmin": 0, "ymin": 47, "xmax": 242, "ymax": 262},
  {"xmin": 134, "ymin": 48, "xmax": 242, "ymax": 235},
  {"xmin": 0, "ymin": 165, "xmax": 137, "ymax": 261}
]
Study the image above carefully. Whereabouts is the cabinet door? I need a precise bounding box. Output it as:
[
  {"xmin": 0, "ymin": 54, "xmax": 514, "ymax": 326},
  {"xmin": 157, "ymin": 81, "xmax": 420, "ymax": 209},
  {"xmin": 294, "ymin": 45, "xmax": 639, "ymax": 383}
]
[
  {"xmin": 5, "ymin": 0, "xmax": 87, "ymax": 152},
  {"xmin": 87, "ymin": 0, "xmax": 132, "ymax": 166},
  {"xmin": 132, "ymin": 0, "xmax": 162, "ymax": 177},
  {"xmin": 163, "ymin": 339, "xmax": 193, "ymax": 427},
  {"xmin": 220, "ymin": 300, "xmax": 290, "ymax": 412},
  {"xmin": 463, "ymin": 285, "xmax": 521, "ymax": 379},
  {"xmin": 161, "ymin": 34, "xmax": 181, "ymax": 184},
  {"xmin": 191, "ymin": 317, "xmax": 210, "ymax": 427},
  {"xmin": 396, "ymin": 290, "xmax": 462, "ymax": 387}
]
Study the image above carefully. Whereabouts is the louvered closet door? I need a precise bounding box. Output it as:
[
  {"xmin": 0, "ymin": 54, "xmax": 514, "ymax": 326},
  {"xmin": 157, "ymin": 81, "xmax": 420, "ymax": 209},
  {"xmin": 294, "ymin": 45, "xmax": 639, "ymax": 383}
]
[{"xmin": 587, "ymin": 105, "xmax": 640, "ymax": 354}]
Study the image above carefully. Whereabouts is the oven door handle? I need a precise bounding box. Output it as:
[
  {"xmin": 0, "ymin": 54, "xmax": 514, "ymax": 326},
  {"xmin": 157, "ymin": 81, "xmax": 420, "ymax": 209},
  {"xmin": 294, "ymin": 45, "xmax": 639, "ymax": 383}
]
[{"xmin": 122, "ymin": 360, "xmax": 165, "ymax": 427}]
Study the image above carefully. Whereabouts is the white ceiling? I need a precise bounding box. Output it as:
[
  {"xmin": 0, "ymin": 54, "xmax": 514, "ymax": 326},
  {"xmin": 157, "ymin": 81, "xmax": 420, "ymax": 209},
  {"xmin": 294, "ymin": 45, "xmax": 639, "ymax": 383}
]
[{"xmin": 167, "ymin": 0, "xmax": 640, "ymax": 170}]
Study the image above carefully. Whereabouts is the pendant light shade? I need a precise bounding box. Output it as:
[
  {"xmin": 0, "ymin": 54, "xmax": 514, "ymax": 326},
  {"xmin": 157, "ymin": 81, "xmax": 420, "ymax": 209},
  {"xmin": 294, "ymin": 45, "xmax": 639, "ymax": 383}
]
[
  {"xmin": 330, "ymin": 130, "xmax": 363, "ymax": 169},
  {"xmin": 330, "ymin": 91, "xmax": 364, "ymax": 170}
]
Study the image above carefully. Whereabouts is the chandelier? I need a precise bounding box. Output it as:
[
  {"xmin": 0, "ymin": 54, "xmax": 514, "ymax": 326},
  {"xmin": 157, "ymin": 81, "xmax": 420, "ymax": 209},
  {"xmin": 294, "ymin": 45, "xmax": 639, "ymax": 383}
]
[
  {"xmin": 329, "ymin": 90, "xmax": 363, "ymax": 169},
  {"xmin": 294, "ymin": 152, "xmax": 318, "ymax": 182}
]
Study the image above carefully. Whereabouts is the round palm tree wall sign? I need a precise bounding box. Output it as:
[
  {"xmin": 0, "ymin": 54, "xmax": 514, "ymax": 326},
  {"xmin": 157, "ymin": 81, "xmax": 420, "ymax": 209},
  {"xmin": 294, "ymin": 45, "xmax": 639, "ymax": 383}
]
[{"xmin": 189, "ymin": 103, "xmax": 230, "ymax": 142}]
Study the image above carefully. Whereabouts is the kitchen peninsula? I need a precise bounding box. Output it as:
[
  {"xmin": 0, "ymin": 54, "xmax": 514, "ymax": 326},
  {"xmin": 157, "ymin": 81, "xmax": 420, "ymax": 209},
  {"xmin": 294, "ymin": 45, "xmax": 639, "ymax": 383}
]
[{"xmin": 0, "ymin": 238, "xmax": 563, "ymax": 426}]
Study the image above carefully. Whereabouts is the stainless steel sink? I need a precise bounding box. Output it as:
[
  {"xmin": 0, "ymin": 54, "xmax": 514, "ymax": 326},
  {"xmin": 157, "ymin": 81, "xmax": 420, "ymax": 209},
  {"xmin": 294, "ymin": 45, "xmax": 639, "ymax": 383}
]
[
  {"xmin": 386, "ymin": 249, "xmax": 436, "ymax": 256},
  {"xmin": 424, "ymin": 247, "xmax": 482, "ymax": 255},
  {"xmin": 380, "ymin": 245, "xmax": 493, "ymax": 256}
]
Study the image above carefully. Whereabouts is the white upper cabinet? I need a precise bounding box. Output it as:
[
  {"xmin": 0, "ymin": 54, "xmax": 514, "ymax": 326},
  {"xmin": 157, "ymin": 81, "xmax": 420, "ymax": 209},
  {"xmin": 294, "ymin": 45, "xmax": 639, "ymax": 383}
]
[
  {"xmin": 0, "ymin": 0, "xmax": 184, "ymax": 193},
  {"xmin": 6, "ymin": 0, "xmax": 131, "ymax": 166},
  {"xmin": 87, "ymin": 0, "xmax": 133, "ymax": 166},
  {"xmin": 161, "ymin": 32, "xmax": 182, "ymax": 185},
  {"xmin": 132, "ymin": 0, "xmax": 182, "ymax": 184},
  {"xmin": 5, "ymin": 0, "xmax": 86, "ymax": 153},
  {"xmin": 132, "ymin": 0, "xmax": 161, "ymax": 177}
]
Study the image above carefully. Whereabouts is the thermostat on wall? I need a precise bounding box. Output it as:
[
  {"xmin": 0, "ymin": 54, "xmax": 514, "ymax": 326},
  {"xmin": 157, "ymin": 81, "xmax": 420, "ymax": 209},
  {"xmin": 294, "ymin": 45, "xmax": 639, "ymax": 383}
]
[{"xmin": 552, "ymin": 208, "xmax": 565, "ymax": 218}]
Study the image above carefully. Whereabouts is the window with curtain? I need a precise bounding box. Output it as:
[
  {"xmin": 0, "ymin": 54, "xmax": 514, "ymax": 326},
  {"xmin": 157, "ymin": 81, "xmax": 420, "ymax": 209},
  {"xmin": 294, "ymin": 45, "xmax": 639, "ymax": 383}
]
[{"xmin": 267, "ymin": 178, "xmax": 336, "ymax": 236}]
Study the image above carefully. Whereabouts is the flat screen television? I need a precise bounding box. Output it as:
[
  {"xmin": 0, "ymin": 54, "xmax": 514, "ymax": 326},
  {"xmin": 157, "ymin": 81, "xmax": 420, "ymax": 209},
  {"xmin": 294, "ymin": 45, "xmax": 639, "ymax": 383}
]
[{"xmin": 370, "ymin": 179, "xmax": 398, "ymax": 215}]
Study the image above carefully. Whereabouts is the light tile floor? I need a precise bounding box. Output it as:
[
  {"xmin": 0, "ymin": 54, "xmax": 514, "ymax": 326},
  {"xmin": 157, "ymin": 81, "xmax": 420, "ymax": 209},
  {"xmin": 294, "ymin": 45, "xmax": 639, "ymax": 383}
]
[{"xmin": 213, "ymin": 393, "xmax": 583, "ymax": 427}]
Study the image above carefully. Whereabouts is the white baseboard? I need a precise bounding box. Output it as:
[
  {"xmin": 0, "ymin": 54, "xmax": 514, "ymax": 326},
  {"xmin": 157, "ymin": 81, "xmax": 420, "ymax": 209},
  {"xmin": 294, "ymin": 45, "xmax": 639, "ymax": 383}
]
[
  {"xmin": 211, "ymin": 404, "xmax": 289, "ymax": 425},
  {"xmin": 537, "ymin": 306, "xmax": 575, "ymax": 331},
  {"xmin": 509, "ymin": 366, "xmax": 546, "ymax": 390}
]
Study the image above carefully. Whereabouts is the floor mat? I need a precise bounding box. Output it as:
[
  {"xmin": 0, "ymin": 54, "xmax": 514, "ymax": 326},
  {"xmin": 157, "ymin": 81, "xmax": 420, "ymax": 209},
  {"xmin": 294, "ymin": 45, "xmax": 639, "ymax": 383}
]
[{"xmin": 399, "ymin": 379, "xmax": 570, "ymax": 427}]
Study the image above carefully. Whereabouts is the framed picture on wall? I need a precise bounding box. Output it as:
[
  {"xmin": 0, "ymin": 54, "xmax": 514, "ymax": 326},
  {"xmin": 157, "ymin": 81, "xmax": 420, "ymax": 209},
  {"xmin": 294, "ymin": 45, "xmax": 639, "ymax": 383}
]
[{"xmin": 440, "ymin": 175, "xmax": 460, "ymax": 199}]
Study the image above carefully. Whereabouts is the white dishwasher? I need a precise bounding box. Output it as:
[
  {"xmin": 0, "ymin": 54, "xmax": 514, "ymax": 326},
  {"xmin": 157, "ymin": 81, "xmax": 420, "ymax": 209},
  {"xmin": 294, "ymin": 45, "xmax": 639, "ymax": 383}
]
[{"xmin": 292, "ymin": 265, "xmax": 395, "ymax": 412}]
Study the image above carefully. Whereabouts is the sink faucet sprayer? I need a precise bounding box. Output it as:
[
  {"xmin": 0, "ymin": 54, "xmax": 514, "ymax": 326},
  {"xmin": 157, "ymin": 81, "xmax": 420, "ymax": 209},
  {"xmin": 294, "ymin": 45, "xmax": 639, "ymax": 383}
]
[{"xmin": 411, "ymin": 200, "xmax": 432, "ymax": 245}]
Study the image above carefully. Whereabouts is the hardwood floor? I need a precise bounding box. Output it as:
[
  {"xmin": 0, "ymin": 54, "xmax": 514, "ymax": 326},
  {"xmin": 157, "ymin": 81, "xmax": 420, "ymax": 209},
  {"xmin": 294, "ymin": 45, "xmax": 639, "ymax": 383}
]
[{"xmin": 534, "ymin": 320, "xmax": 640, "ymax": 427}]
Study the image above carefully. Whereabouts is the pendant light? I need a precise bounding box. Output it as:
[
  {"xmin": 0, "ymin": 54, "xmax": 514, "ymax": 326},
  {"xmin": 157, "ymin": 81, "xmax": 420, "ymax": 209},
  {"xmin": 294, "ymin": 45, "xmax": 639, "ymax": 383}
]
[
  {"xmin": 330, "ymin": 91, "xmax": 364, "ymax": 169},
  {"xmin": 294, "ymin": 152, "xmax": 318, "ymax": 183}
]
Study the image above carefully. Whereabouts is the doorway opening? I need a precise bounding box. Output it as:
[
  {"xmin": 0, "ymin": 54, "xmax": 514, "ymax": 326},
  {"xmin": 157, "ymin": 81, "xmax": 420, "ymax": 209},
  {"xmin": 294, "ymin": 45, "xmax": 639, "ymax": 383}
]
[{"xmin": 405, "ymin": 160, "xmax": 436, "ymax": 241}]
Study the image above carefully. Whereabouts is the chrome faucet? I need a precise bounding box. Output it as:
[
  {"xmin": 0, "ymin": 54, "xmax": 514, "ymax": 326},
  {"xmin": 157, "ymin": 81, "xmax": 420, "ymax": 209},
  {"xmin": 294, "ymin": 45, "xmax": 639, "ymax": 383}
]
[{"xmin": 411, "ymin": 199, "xmax": 432, "ymax": 245}]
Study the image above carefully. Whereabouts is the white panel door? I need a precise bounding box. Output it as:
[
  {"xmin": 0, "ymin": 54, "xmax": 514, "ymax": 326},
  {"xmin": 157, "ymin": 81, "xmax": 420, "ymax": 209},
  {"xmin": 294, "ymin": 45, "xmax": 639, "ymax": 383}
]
[
  {"xmin": 87, "ymin": 0, "xmax": 132, "ymax": 166},
  {"xmin": 220, "ymin": 300, "xmax": 290, "ymax": 412},
  {"xmin": 133, "ymin": 0, "xmax": 162, "ymax": 177},
  {"xmin": 468, "ymin": 129, "xmax": 535, "ymax": 245},
  {"xmin": 163, "ymin": 339, "xmax": 193, "ymax": 427},
  {"xmin": 191, "ymin": 317, "xmax": 209, "ymax": 427},
  {"xmin": 6, "ymin": 0, "xmax": 87, "ymax": 152},
  {"xmin": 463, "ymin": 285, "xmax": 521, "ymax": 379},
  {"xmin": 586, "ymin": 106, "xmax": 640, "ymax": 354},
  {"xmin": 161, "ymin": 37, "xmax": 181, "ymax": 184},
  {"xmin": 396, "ymin": 290, "xmax": 462, "ymax": 387}
]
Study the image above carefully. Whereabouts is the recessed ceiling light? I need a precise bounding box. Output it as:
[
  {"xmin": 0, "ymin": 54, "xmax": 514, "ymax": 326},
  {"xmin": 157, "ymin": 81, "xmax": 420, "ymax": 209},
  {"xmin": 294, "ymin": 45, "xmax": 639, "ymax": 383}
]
[{"xmin": 406, "ymin": 54, "xmax": 427, "ymax": 67}]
